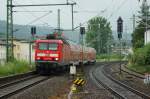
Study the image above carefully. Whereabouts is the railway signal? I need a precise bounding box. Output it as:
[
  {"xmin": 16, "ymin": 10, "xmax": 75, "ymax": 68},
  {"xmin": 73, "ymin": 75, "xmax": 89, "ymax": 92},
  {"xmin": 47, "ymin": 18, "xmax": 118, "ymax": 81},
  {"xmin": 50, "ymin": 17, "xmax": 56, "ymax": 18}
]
[
  {"xmin": 31, "ymin": 26, "xmax": 36, "ymax": 36},
  {"xmin": 117, "ymin": 17, "xmax": 123, "ymax": 39},
  {"xmin": 80, "ymin": 27, "xmax": 85, "ymax": 35}
]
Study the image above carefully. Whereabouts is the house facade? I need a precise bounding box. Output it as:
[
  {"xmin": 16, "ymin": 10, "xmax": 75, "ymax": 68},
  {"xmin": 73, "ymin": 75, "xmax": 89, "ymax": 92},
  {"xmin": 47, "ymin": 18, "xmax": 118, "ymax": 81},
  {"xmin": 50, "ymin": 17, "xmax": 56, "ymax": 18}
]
[
  {"xmin": 145, "ymin": 30, "xmax": 150, "ymax": 45},
  {"xmin": 0, "ymin": 39, "xmax": 35, "ymax": 63},
  {"xmin": 13, "ymin": 40, "xmax": 35, "ymax": 62},
  {"xmin": 0, "ymin": 41, "xmax": 6, "ymax": 64}
]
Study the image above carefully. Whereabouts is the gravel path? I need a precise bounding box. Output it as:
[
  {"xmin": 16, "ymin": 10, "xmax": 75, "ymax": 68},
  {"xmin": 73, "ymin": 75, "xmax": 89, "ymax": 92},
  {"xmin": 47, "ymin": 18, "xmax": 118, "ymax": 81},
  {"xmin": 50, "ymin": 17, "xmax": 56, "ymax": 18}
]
[
  {"xmin": 8, "ymin": 75, "xmax": 72, "ymax": 99},
  {"xmin": 6, "ymin": 62, "xmax": 139, "ymax": 99},
  {"xmin": 71, "ymin": 63, "xmax": 114, "ymax": 99}
]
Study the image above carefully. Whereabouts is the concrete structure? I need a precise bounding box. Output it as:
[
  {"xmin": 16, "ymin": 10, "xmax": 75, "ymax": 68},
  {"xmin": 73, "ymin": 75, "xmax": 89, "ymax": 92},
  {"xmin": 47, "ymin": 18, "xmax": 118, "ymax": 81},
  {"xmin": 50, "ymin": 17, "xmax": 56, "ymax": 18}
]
[
  {"xmin": 145, "ymin": 30, "xmax": 150, "ymax": 45},
  {"xmin": 0, "ymin": 41, "xmax": 6, "ymax": 64},
  {"xmin": 13, "ymin": 40, "xmax": 35, "ymax": 62},
  {"xmin": 0, "ymin": 39, "xmax": 35, "ymax": 64}
]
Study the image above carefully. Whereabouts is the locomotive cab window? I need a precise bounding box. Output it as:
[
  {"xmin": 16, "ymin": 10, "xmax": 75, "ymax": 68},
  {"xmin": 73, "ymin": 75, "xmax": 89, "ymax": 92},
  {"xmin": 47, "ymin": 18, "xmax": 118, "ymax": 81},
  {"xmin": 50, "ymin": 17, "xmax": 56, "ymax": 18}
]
[
  {"xmin": 38, "ymin": 43, "xmax": 58, "ymax": 50},
  {"xmin": 39, "ymin": 43, "xmax": 47, "ymax": 50},
  {"xmin": 48, "ymin": 43, "xmax": 58, "ymax": 50}
]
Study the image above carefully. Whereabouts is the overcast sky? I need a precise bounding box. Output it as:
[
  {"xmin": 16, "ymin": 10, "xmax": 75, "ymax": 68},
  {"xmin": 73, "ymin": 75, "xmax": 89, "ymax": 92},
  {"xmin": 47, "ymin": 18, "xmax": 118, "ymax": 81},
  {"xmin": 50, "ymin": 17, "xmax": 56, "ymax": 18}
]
[{"xmin": 0, "ymin": 0, "xmax": 149, "ymax": 33}]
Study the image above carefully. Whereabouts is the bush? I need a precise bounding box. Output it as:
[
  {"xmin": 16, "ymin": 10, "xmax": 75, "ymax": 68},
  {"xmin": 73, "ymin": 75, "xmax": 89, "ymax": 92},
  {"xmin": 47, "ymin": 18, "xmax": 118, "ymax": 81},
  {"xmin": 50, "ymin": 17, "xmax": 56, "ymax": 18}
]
[
  {"xmin": 130, "ymin": 43, "xmax": 150, "ymax": 65},
  {"xmin": 127, "ymin": 64, "xmax": 150, "ymax": 73},
  {"xmin": 0, "ymin": 60, "xmax": 35, "ymax": 77},
  {"xmin": 96, "ymin": 54, "xmax": 108, "ymax": 59}
]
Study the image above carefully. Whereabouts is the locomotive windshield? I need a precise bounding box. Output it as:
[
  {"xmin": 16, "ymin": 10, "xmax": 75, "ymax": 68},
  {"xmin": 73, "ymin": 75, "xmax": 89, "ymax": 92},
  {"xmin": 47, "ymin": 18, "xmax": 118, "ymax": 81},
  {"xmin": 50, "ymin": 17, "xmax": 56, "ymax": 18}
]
[{"xmin": 38, "ymin": 43, "xmax": 58, "ymax": 50}]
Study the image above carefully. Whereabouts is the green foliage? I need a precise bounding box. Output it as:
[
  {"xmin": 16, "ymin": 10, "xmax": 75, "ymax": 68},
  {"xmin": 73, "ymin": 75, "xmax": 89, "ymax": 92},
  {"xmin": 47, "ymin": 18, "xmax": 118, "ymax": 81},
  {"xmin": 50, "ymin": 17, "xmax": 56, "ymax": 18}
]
[
  {"xmin": 129, "ymin": 43, "xmax": 150, "ymax": 65},
  {"xmin": 132, "ymin": 1, "xmax": 150, "ymax": 49},
  {"xmin": 96, "ymin": 54, "xmax": 124, "ymax": 61},
  {"xmin": 127, "ymin": 64, "xmax": 150, "ymax": 74},
  {"xmin": 0, "ymin": 60, "xmax": 35, "ymax": 77},
  {"xmin": 86, "ymin": 16, "xmax": 112, "ymax": 54}
]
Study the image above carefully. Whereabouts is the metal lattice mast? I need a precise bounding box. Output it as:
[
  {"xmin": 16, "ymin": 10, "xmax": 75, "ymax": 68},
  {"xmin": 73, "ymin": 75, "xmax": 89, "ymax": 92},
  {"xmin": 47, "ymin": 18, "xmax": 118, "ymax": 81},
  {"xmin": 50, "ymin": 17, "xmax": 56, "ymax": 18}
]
[{"xmin": 7, "ymin": 0, "xmax": 13, "ymax": 62}]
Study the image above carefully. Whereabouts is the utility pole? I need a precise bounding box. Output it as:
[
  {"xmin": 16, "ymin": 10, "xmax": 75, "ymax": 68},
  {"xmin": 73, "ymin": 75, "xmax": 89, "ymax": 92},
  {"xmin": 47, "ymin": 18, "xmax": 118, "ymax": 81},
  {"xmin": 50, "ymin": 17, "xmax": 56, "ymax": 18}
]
[
  {"xmin": 7, "ymin": 0, "xmax": 13, "ymax": 62},
  {"xmin": 133, "ymin": 14, "xmax": 135, "ymax": 32},
  {"xmin": 71, "ymin": 4, "xmax": 74, "ymax": 30},
  {"xmin": 98, "ymin": 24, "xmax": 101, "ymax": 54},
  {"xmin": 57, "ymin": 9, "xmax": 61, "ymax": 34},
  {"xmin": 80, "ymin": 26, "xmax": 85, "ymax": 74},
  {"xmin": 66, "ymin": 0, "xmax": 69, "ymax": 4},
  {"xmin": 145, "ymin": 0, "xmax": 148, "ymax": 44},
  {"xmin": 12, "ymin": 2, "xmax": 76, "ymax": 31},
  {"xmin": 6, "ymin": 1, "xmax": 76, "ymax": 62}
]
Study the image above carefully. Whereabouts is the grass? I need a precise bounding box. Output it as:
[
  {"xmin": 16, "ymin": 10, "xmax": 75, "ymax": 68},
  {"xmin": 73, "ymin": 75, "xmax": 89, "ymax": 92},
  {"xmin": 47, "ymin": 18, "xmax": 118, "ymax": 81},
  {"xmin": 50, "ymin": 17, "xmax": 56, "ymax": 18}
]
[
  {"xmin": 127, "ymin": 63, "xmax": 150, "ymax": 74},
  {"xmin": 96, "ymin": 54, "xmax": 126, "ymax": 62},
  {"xmin": 96, "ymin": 58, "xmax": 121, "ymax": 62},
  {"xmin": 0, "ymin": 60, "xmax": 35, "ymax": 77}
]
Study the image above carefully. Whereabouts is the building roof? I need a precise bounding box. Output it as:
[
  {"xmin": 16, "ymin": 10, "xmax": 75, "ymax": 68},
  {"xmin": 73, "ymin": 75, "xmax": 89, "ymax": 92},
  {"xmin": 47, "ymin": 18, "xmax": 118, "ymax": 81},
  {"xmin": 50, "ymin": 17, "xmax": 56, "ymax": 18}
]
[{"xmin": 0, "ymin": 41, "xmax": 6, "ymax": 45}]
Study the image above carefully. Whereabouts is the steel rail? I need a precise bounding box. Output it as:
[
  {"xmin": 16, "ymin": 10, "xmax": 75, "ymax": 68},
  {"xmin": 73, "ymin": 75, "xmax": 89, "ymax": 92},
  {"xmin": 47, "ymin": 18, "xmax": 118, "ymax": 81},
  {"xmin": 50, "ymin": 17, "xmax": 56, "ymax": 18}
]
[
  {"xmin": 91, "ymin": 69, "xmax": 125, "ymax": 99},
  {"xmin": 0, "ymin": 76, "xmax": 50, "ymax": 99},
  {"xmin": 103, "ymin": 63, "xmax": 150, "ymax": 99},
  {"xmin": 0, "ymin": 71, "xmax": 35, "ymax": 84}
]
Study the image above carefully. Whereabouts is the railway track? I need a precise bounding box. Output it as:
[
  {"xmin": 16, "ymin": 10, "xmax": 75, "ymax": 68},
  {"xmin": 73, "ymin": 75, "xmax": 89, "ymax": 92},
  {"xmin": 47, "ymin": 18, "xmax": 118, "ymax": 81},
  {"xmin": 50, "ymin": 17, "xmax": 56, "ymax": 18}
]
[
  {"xmin": 121, "ymin": 65, "xmax": 144, "ymax": 79},
  {"xmin": 103, "ymin": 63, "xmax": 150, "ymax": 99},
  {"xmin": 0, "ymin": 72, "xmax": 50, "ymax": 99},
  {"xmin": 0, "ymin": 71, "xmax": 36, "ymax": 84},
  {"xmin": 90, "ymin": 62, "xmax": 150, "ymax": 99}
]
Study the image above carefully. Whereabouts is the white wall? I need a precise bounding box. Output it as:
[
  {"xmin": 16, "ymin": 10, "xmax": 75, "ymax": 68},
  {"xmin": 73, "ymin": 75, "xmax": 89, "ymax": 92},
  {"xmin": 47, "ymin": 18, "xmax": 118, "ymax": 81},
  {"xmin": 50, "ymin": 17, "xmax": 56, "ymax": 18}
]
[
  {"xmin": 14, "ymin": 41, "xmax": 35, "ymax": 62},
  {"xmin": 0, "ymin": 45, "xmax": 6, "ymax": 64},
  {"xmin": 145, "ymin": 30, "xmax": 150, "ymax": 45}
]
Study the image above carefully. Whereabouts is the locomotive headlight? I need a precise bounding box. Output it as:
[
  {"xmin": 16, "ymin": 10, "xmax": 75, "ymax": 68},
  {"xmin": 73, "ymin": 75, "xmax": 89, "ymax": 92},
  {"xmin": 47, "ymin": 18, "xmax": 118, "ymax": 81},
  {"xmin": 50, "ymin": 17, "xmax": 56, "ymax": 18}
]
[
  {"xmin": 36, "ymin": 57, "xmax": 41, "ymax": 60},
  {"xmin": 55, "ymin": 58, "xmax": 59, "ymax": 61},
  {"xmin": 50, "ymin": 54, "xmax": 59, "ymax": 57},
  {"xmin": 37, "ymin": 53, "xmax": 46, "ymax": 56}
]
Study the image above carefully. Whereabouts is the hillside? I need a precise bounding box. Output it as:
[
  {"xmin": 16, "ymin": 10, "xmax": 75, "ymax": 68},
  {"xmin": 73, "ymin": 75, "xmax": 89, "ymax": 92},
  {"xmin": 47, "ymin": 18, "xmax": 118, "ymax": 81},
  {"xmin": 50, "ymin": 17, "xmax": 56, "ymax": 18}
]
[
  {"xmin": 0, "ymin": 20, "xmax": 80, "ymax": 43},
  {"xmin": 0, "ymin": 20, "xmax": 132, "ymax": 45}
]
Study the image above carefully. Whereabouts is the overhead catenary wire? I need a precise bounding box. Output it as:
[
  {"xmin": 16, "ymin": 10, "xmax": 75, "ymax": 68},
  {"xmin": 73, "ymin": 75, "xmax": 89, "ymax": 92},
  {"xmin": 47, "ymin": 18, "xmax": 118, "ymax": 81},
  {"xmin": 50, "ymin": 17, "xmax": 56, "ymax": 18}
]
[
  {"xmin": 13, "ymin": 10, "xmax": 52, "ymax": 13},
  {"xmin": 12, "ymin": 0, "xmax": 77, "ymax": 30},
  {"xmin": 107, "ymin": 0, "xmax": 129, "ymax": 20},
  {"xmin": 73, "ymin": 0, "xmax": 116, "ymax": 30},
  {"xmin": 13, "ymin": 1, "xmax": 52, "ymax": 26},
  {"xmin": 13, "ymin": 0, "xmax": 57, "ymax": 28},
  {"xmin": 26, "ymin": 11, "xmax": 52, "ymax": 25}
]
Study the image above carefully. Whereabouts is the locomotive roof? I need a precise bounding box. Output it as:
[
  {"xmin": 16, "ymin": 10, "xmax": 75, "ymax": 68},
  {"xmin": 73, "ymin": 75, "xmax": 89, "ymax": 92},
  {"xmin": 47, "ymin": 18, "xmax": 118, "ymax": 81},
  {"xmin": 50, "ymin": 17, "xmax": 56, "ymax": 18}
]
[{"xmin": 36, "ymin": 39, "xmax": 63, "ymax": 44}]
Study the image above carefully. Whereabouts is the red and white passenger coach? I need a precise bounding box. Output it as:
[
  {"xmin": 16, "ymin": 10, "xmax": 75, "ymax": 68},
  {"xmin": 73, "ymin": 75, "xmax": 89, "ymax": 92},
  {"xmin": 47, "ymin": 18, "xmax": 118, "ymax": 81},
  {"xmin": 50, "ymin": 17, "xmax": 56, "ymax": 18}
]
[{"xmin": 34, "ymin": 33, "xmax": 96, "ymax": 74}]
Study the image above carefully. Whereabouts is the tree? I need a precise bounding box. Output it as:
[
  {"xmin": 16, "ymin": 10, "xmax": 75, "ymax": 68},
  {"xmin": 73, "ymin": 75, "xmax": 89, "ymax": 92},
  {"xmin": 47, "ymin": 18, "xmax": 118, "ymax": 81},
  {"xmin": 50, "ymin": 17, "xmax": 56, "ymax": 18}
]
[
  {"xmin": 86, "ymin": 16, "xmax": 112, "ymax": 54},
  {"xmin": 132, "ymin": 0, "xmax": 150, "ymax": 49}
]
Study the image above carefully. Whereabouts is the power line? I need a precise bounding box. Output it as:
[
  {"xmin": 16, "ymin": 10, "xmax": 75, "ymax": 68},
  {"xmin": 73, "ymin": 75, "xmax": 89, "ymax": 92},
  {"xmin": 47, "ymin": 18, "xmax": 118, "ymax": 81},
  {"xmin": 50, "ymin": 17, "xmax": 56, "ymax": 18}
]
[
  {"xmin": 11, "ymin": 3, "xmax": 76, "ymax": 7},
  {"xmin": 13, "ymin": 1, "xmax": 55, "ymax": 28},
  {"xmin": 26, "ymin": 11, "xmax": 52, "ymax": 25},
  {"xmin": 73, "ymin": 0, "xmax": 115, "ymax": 30},
  {"xmin": 13, "ymin": 1, "xmax": 48, "ymax": 24},
  {"xmin": 73, "ymin": 10, "xmax": 107, "ymax": 30},
  {"xmin": 13, "ymin": 10, "xmax": 52, "ymax": 13},
  {"xmin": 107, "ymin": 0, "xmax": 128, "ymax": 20}
]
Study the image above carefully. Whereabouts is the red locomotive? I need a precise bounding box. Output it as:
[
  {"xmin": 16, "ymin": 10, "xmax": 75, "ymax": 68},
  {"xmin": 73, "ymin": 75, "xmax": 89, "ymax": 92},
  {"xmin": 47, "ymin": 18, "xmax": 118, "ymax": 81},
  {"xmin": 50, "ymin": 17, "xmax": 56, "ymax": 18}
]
[{"xmin": 34, "ymin": 33, "xmax": 96, "ymax": 74}]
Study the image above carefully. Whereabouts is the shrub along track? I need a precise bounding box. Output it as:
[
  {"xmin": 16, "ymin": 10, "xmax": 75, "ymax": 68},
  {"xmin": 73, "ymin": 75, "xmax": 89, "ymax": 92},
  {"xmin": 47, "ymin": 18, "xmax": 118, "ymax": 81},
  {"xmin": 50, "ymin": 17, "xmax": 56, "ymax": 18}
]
[
  {"xmin": 0, "ymin": 72, "xmax": 51, "ymax": 99},
  {"xmin": 90, "ymin": 62, "xmax": 150, "ymax": 99}
]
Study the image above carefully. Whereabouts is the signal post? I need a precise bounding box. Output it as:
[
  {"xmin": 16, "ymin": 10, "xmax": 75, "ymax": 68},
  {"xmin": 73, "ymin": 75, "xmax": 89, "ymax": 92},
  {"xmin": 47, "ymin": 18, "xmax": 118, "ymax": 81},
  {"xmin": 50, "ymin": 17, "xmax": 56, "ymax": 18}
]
[
  {"xmin": 117, "ymin": 17, "xmax": 123, "ymax": 74},
  {"xmin": 70, "ymin": 26, "xmax": 86, "ymax": 93}
]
